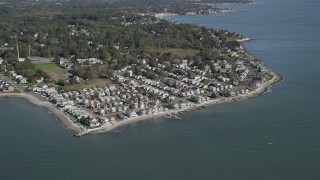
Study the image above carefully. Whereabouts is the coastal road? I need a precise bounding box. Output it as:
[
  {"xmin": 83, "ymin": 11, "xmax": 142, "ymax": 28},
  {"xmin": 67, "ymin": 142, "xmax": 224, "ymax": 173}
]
[
  {"xmin": 0, "ymin": 73, "xmax": 25, "ymax": 92},
  {"xmin": 0, "ymin": 73, "xmax": 49, "ymax": 102}
]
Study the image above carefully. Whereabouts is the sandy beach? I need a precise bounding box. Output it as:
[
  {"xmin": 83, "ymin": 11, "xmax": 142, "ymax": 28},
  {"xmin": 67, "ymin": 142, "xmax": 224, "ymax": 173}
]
[
  {"xmin": 0, "ymin": 93, "xmax": 84, "ymax": 134},
  {"xmin": 0, "ymin": 68, "xmax": 283, "ymax": 137}
]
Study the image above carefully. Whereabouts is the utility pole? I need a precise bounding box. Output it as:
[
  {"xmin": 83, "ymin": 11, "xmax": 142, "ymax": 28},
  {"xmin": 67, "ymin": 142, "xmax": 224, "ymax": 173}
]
[
  {"xmin": 16, "ymin": 44, "xmax": 20, "ymax": 61},
  {"xmin": 28, "ymin": 45, "xmax": 31, "ymax": 57}
]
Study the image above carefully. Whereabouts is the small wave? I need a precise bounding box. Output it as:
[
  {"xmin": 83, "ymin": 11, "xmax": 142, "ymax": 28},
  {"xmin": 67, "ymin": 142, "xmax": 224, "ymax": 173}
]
[
  {"xmin": 266, "ymin": 86, "xmax": 273, "ymax": 93},
  {"xmin": 262, "ymin": 86, "xmax": 272, "ymax": 95}
]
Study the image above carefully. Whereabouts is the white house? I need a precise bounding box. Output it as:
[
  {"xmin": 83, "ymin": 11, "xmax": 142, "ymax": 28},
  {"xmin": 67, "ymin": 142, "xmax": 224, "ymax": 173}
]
[
  {"xmin": 191, "ymin": 96, "xmax": 205, "ymax": 103},
  {"xmin": 18, "ymin": 58, "xmax": 25, "ymax": 62},
  {"xmin": 100, "ymin": 116, "xmax": 110, "ymax": 123},
  {"xmin": 168, "ymin": 102, "xmax": 179, "ymax": 109}
]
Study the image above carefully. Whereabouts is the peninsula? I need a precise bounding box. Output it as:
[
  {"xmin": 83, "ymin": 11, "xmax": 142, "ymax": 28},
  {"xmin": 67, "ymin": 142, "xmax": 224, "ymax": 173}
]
[{"xmin": 0, "ymin": 0, "xmax": 282, "ymax": 136}]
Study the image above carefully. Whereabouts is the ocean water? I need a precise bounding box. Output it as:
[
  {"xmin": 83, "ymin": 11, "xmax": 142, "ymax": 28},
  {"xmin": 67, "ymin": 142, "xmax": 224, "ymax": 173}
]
[{"xmin": 1, "ymin": 0, "xmax": 320, "ymax": 179}]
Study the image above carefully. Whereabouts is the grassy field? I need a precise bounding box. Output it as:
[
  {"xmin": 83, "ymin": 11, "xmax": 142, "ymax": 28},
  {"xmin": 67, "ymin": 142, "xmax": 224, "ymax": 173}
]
[
  {"xmin": 266, "ymin": 71, "xmax": 275, "ymax": 81},
  {"xmin": 35, "ymin": 63, "xmax": 70, "ymax": 81},
  {"xmin": 61, "ymin": 78, "xmax": 111, "ymax": 91},
  {"xmin": 148, "ymin": 48, "xmax": 200, "ymax": 59}
]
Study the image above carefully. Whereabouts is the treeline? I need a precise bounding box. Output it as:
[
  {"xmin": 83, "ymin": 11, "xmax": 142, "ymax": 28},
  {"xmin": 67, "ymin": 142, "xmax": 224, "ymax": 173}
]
[
  {"xmin": 0, "ymin": 0, "xmax": 244, "ymax": 82},
  {"xmin": 0, "ymin": 13, "xmax": 240, "ymax": 62},
  {"xmin": 2, "ymin": 60, "xmax": 50, "ymax": 82},
  {"xmin": 0, "ymin": 0, "xmax": 252, "ymax": 17}
]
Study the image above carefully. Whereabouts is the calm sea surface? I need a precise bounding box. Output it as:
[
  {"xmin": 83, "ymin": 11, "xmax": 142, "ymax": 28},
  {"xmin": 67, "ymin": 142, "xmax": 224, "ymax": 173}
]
[{"xmin": 1, "ymin": 0, "xmax": 320, "ymax": 179}]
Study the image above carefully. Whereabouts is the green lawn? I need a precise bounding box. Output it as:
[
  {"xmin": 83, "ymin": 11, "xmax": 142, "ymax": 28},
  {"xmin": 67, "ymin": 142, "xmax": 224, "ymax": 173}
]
[
  {"xmin": 266, "ymin": 71, "xmax": 274, "ymax": 81},
  {"xmin": 13, "ymin": 89, "xmax": 21, "ymax": 93},
  {"xmin": 35, "ymin": 63, "xmax": 60, "ymax": 70},
  {"xmin": 35, "ymin": 63, "xmax": 70, "ymax": 81}
]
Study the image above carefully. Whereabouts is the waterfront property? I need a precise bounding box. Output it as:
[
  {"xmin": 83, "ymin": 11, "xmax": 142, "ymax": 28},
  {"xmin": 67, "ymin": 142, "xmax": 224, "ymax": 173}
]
[
  {"xmin": 0, "ymin": 79, "xmax": 15, "ymax": 93},
  {"xmin": 23, "ymin": 46, "xmax": 280, "ymax": 134}
]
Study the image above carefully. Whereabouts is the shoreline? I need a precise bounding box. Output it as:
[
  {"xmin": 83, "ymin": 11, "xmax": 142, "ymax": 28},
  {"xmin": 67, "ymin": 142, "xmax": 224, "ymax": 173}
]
[
  {"xmin": 0, "ymin": 93, "xmax": 84, "ymax": 134},
  {"xmin": 77, "ymin": 38, "xmax": 283, "ymax": 136},
  {"xmin": 0, "ymin": 38, "xmax": 283, "ymax": 137},
  {"xmin": 0, "ymin": 67, "xmax": 283, "ymax": 137},
  {"xmin": 154, "ymin": 13, "xmax": 178, "ymax": 18},
  {"xmin": 237, "ymin": 37, "xmax": 251, "ymax": 42},
  {"xmin": 78, "ymin": 69, "xmax": 283, "ymax": 136},
  {"xmin": 153, "ymin": 1, "xmax": 254, "ymax": 18}
]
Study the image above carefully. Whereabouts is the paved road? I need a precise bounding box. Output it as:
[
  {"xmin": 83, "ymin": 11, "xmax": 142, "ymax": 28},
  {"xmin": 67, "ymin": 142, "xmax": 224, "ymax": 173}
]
[
  {"xmin": 0, "ymin": 73, "xmax": 26, "ymax": 92},
  {"xmin": 0, "ymin": 73, "xmax": 49, "ymax": 102}
]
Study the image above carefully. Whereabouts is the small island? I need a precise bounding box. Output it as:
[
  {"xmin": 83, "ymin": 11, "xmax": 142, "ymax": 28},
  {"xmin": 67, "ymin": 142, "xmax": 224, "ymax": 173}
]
[{"xmin": 0, "ymin": 0, "xmax": 282, "ymax": 136}]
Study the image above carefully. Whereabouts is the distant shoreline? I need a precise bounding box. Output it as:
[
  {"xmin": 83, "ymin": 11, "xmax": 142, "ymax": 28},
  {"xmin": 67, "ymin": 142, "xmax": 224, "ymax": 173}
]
[
  {"xmin": 154, "ymin": 13, "xmax": 178, "ymax": 18},
  {"xmin": 153, "ymin": 1, "xmax": 254, "ymax": 18}
]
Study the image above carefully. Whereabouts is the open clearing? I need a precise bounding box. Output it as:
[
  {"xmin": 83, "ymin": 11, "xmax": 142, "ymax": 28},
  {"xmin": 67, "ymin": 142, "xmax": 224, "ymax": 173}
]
[{"xmin": 35, "ymin": 63, "xmax": 70, "ymax": 81}]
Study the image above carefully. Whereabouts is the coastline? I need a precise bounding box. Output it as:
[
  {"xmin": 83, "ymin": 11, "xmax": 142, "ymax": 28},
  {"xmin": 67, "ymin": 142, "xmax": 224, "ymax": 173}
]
[
  {"xmin": 79, "ymin": 69, "xmax": 282, "ymax": 136},
  {"xmin": 237, "ymin": 37, "xmax": 251, "ymax": 42},
  {"xmin": 154, "ymin": 13, "xmax": 178, "ymax": 18},
  {"xmin": 0, "ymin": 93, "xmax": 84, "ymax": 134},
  {"xmin": 81, "ymin": 37, "xmax": 282, "ymax": 136},
  {"xmin": 76, "ymin": 37, "xmax": 283, "ymax": 136},
  {"xmin": 0, "ymin": 38, "xmax": 283, "ymax": 137}
]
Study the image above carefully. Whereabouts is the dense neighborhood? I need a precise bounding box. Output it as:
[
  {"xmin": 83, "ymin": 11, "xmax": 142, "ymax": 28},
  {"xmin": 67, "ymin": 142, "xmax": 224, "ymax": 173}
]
[
  {"xmin": 0, "ymin": 0, "xmax": 277, "ymax": 132},
  {"xmin": 1, "ymin": 42, "xmax": 273, "ymax": 129}
]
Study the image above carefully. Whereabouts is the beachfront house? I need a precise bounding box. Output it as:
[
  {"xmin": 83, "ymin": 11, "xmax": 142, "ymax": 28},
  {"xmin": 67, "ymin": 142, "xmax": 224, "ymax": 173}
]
[
  {"xmin": 191, "ymin": 96, "xmax": 206, "ymax": 103},
  {"xmin": 228, "ymin": 91, "xmax": 236, "ymax": 97},
  {"xmin": 124, "ymin": 109, "xmax": 138, "ymax": 118},
  {"xmin": 2, "ymin": 85, "xmax": 15, "ymax": 93},
  {"xmin": 137, "ymin": 109, "xmax": 146, "ymax": 116},
  {"xmin": 100, "ymin": 116, "xmax": 110, "ymax": 123},
  {"xmin": 168, "ymin": 102, "xmax": 179, "ymax": 109},
  {"xmin": 106, "ymin": 115, "xmax": 115, "ymax": 122},
  {"xmin": 178, "ymin": 101, "xmax": 187, "ymax": 109},
  {"xmin": 85, "ymin": 117, "xmax": 100, "ymax": 127},
  {"xmin": 117, "ymin": 113, "xmax": 128, "ymax": 119}
]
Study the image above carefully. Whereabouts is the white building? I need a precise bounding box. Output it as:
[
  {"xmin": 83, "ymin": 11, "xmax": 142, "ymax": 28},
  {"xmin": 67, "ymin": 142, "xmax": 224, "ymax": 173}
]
[{"xmin": 124, "ymin": 109, "xmax": 138, "ymax": 118}]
